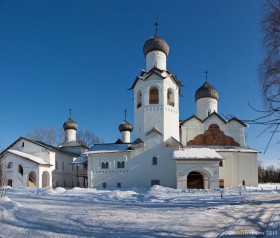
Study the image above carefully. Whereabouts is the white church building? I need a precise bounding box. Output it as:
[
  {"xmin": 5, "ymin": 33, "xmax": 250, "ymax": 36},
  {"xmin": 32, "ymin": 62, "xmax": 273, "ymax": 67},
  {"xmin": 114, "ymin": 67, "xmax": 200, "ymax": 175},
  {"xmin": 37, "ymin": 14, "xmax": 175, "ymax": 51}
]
[
  {"xmin": 0, "ymin": 32, "xmax": 258, "ymax": 190},
  {"xmin": 86, "ymin": 33, "xmax": 258, "ymax": 189},
  {"xmin": 0, "ymin": 117, "xmax": 88, "ymax": 188}
]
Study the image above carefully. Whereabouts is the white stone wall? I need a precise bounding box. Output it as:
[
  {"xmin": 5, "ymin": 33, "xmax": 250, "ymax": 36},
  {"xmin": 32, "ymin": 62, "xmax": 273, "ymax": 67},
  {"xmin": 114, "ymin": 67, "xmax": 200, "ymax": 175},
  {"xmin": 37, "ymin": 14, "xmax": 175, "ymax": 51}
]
[
  {"xmin": 65, "ymin": 129, "xmax": 77, "ymax": 142},
  {"xmin": 2, "ymin": 154, "xmax": 53, "ymax": 188},
  {"xmin": 52, "ymin": 151, "xmax": 77, "ymax": 188},
  {"xmin": 175, "ymin": 160, "xmax": 220, "ymax": 189},
  {"xmin": 88, "ymin": 139, "xmax": 177, "ymax": 189},
  {"xmin": 196, "ymin": 98, "xmax": 218, "ymax": 121},
  {"xmin": 218, "ymin": 151, "xmax": 258, "ymax": 187},
  {"xmin": 146, "ymin": 51, "xmax": 166, "ymax": 71},
  {"xmin": 121, "ymin": 131, "xmax": 131, "ymax": 143},
  {"xmin": 133, "ymin": 74, "xmax": 179, "ymax": 142}
]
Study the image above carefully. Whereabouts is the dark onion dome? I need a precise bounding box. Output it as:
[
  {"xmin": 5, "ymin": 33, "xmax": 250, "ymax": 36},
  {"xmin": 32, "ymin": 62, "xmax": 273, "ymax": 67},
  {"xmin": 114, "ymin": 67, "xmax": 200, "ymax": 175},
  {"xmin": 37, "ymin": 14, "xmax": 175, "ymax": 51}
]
[
  {"xmin": 195, "ymin": 81, "xmax": 219, "ymax": 101},
  {"xmin": 143, "ymin": 34, "xmax": 170, "ymax": 57},
  {"xmin": 119, "ymin": 120, "xmax": 133, "ymax": 132},
  {"xmin": 63, "ymin": 117, "xmax": 78, "ymax": 130}
]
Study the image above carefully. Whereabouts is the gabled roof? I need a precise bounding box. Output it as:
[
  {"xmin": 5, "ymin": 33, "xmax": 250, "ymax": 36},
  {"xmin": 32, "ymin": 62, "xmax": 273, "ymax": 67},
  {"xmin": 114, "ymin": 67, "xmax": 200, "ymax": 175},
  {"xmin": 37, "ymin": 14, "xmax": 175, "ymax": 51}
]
[
  {"xmin": 228, "ymin": 117, "xmax": 247, "ymax": 127},
  {"xmin": 4, "ymin": 150, "xmax": 50, "ymax": 165},
  {"xmin": 0, "ymin": 137, "xmax": 79, "ymax": 157},
  {"xmin": 58, "ymin": 140, "xmax": 88, "ymax": 149},
  {"xmin": 164, "ymin": 137, "xmax": 183, "ymax": 148},
  {"xmin": 180, "ymin": 113, "xmax": 247, "ymax": 128},
  {"xmin": 146, "ymin": 127, "xmax": 162, "ymax": 136},
  {"xmin": 180, "ymin": 115, "xmax": 202, "ymax": 126},
  {"xmin": 203, "ymin": 111, "xmax": 227, "ymax": 124},
  {"xmin": 128, "ymin": 67, "xmax": 182, "ymax": 90}
]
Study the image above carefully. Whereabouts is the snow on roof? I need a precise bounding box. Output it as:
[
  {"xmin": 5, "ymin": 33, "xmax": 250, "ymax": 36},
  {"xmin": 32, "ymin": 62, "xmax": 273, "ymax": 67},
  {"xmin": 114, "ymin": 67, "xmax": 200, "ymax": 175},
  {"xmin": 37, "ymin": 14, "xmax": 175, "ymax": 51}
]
[
  {"xmin": 73, "ymin": 156, "xmax": 87, "ymax": 164},
  {"xmin": 85, "ymin": 143, "xmax": 132, "ymax": 155},
  {"xmin": 8, "ymin": 150, "xmax": 49, "ymax": 165},
  {"xmin": 173, "ymin": 148, "xmax": 223, "ymax": 160}
]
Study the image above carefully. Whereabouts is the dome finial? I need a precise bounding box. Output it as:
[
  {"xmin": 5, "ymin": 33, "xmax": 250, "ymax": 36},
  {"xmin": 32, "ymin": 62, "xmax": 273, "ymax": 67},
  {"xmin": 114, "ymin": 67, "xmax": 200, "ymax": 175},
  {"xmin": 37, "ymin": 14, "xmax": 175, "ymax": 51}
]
[
  {"xmin": 124, "ymin": 109, "xmax": 127, "ymax": 120},
  {"xmin": 204, "ymin": 70, "xmax": 209, "ymax": 82},
  {"xmin": 69, "ymin": 108, "xmax": 72, "ymax": 118},
  {"xmin": 154, "ymin": 22, "xmax": 159, "ymax": 35}
]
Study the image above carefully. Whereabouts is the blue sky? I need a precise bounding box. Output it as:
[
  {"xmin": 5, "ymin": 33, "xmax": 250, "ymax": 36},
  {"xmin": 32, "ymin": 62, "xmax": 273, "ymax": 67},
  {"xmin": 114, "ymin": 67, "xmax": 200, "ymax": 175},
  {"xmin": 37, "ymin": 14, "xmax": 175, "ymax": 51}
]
[{"xmin": 0, "ymin": 0, "xmax": 278, "ymax": 166}]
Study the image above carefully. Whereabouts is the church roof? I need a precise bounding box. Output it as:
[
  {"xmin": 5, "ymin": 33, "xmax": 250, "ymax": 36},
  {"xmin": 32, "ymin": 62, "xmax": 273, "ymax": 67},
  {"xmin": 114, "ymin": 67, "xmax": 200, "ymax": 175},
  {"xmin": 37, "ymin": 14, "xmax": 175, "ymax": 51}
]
[
  {"xmin": 85, "ymin": 143, "xmax": 132, "ymax": 155},
  {"xmin": 58, "ymin": 140, "xmax": 88, "ymax": 149},
  {"xmin": 195, "ymin": 81, "xmax": 219, "ymax": 101},
  {"xmin": 6, "ymin": 150, "xmax": 50, "ymax": 165},
  {"xmin": 143, "ymin": 34, "xmax": 170, "ymax": 56},
  {"xmin": 180, "ymin": 112, "xmax": 247, "ymax": 127},
  {"xmin": 185, "ymin": 145, "xmax": 259, "ymax": 153},
  {"xmin": 129, "ymin": 67, "xmax": 182, "ymax": 91},
  {"xmin": 173, "ymin": 148, "xmax": 223, "ymax": 160},
  {"xmin": 0, "ymin": 137, "xmax": 79, "ymax": 157},
  {"xmin": 73, "ymin": 156, "xmax": 88, "ymax": 164}
]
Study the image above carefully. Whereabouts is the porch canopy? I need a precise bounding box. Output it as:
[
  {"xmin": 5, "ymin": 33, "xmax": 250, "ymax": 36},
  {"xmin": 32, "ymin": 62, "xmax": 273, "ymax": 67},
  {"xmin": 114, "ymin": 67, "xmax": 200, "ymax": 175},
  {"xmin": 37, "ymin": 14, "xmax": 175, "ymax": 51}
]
[{"xmin": 173, "ymin": 148, "xmax": 223, "ymax": 160}]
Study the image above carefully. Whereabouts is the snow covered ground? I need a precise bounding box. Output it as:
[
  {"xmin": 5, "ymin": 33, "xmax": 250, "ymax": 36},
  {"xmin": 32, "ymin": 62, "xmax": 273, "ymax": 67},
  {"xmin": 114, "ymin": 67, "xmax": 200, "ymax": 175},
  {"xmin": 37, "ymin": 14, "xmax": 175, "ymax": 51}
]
[{"xmin": 0, "ymin": 184, "xmax": 279, "ymax": 238}]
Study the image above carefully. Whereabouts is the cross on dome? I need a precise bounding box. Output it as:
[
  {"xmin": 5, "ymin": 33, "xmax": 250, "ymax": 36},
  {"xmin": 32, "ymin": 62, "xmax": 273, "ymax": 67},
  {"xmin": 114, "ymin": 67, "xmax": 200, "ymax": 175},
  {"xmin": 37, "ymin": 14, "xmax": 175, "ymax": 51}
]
[
  {"xmin": 154, "ymin": 22, "xmax": 159, "ymax": 34},
  {"xmin": 204, "ymin": 70, "xmax": 209, "ymax": 82}
]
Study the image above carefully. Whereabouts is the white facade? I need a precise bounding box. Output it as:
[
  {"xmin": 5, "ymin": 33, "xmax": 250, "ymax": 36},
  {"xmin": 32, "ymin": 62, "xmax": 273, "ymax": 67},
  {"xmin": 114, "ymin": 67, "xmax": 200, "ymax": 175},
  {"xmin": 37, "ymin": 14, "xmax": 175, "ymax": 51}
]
[
  {"xmin": 86, "ymin": 33, "xmax": 258, "ymax": 190},
  {"xmin": 0, "ymin": 117, "xmax": 88, "ymax": 188}
]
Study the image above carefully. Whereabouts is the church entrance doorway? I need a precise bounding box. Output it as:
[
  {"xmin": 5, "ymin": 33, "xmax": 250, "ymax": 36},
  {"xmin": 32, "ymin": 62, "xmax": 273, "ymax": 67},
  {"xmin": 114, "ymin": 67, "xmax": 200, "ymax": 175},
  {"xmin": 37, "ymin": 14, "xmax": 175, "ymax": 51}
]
[
  {"xmin": 42, "ymin": 171, "xmax": 50, "ymax": 187},
  {"xmin": 187, "ymin": 171, "xmax": 204, "ymax": 189},
  {"xmin": 28, "ymin": 171, "xmax": 37, "ymax": 187}
]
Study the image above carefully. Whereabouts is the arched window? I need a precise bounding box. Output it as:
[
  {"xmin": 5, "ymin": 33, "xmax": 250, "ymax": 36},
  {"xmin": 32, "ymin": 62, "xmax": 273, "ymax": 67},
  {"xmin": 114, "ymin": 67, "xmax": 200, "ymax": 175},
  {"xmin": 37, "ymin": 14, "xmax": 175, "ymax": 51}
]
[
  {"xmin": 18, "ymin": 164, "xmax": 23, "ymax": 176},
  {"xmin": 167, "ymin": 88, "xmax": 174, "ymax": 106},
  {"xmin": 7, "ymin": 162, "xmax": 13, "ymax": 169},
  {"xmin": 149, "ymin": 87, "xmax": 159, "ymax": 104},
  {"xmin": 137, "ymin": 90, "xmax": 142, "ymax": 108}
]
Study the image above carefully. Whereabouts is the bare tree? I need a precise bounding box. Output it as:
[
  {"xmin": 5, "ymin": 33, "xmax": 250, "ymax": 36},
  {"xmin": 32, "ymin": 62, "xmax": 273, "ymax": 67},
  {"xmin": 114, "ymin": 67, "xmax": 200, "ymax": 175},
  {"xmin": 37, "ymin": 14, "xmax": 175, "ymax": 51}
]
[
  {"xmin": 29, "ymin": 128, "xmax": 102, "ymax": 148},
  {"xmin": 249, "ymin": 0, "xmax": 280, "ymax": 151},
  {"xmin": 77, "ymin": 129, "xmax": 103, "ymax": 148},
  {"xmin": 0, "ymin": 159, "xmax": 6, "ymax": 197},
  {"xmin": 28, "ymin": 128, "xmax": 64, "ymax": 145}
]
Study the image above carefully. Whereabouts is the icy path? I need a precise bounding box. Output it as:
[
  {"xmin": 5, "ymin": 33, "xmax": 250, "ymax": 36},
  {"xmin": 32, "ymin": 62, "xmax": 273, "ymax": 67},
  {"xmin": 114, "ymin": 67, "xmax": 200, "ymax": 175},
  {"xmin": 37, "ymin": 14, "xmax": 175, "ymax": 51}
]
[{"xmin": 0, "ymin": 186, "xmax": 279, "ymax": 237}]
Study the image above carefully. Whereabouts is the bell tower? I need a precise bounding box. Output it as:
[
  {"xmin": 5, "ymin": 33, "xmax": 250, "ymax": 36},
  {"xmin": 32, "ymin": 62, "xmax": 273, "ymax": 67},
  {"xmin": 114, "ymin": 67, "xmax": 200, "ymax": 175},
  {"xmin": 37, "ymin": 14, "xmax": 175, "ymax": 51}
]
[{"xmin": 130, "ymin": 28, "xmax": 182, "ymax": 142}]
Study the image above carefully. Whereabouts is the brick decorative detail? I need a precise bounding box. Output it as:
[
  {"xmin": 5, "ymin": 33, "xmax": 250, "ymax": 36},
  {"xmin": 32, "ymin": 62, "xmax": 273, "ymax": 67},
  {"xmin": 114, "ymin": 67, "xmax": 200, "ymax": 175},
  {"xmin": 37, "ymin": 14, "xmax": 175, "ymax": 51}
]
[{"xmin": 187, "ymin": 124, "xmax": 240, "ymax": 146}]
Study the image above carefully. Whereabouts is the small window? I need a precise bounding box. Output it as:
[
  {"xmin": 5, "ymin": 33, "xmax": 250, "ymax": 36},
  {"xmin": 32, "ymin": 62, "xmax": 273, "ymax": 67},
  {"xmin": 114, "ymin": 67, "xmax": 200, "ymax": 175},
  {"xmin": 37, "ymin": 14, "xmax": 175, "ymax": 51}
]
[
  {"xmin": 167, "ymin": 88, "xmax": 174, "ymax": 107},
  {"xmin": 219, "ymin": 161, "xmax": 223, "ymax": 167},
  {"xmin": 55, "ymin": 161, "xmax": 58, "ymax": 170},
  {"xmin": 149, "ymin": 87, "xmax": 159, "ymax": 104},
  {"xmin": 7, "ymin": 179, "xmax": 13, "ymax": 187},
  {"xmin": 242, "ymin": 180, "xmax": 245, "ymax": 186},
  {"xmin": 151, "ymin": 180, "xmax": 160, "ymax": 186},
  {"xmin": 137, "ymin": 90, "xmax": 142, "ymax": 108},
  {"xmin": 102, "ymin": 182, "xmax": 107, "ymax": 188},
  {"xmin": 101, "ymin": 162, "xmax": 109, "ymax": 169},
  {"xmin": 117, "ymin": 183, "xmax": 121, "ymax": 188},
  {"xmin": 117, "ymin": 161, "xmax": 125, "ymax": 168},
  {"xmin": 18, "ymin": 164, "xmax": 23, "ymax": 175},
  {"xmin": 7, "ymin": 162, "xmax": 13, "ymax": 169},
  {"xmin": 152, "ymin": 157, "xmax": 158, "ymax": 165},
  {"xmin": 22, "ymin": 142, "xmax": 24, "ymax": 147}
]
